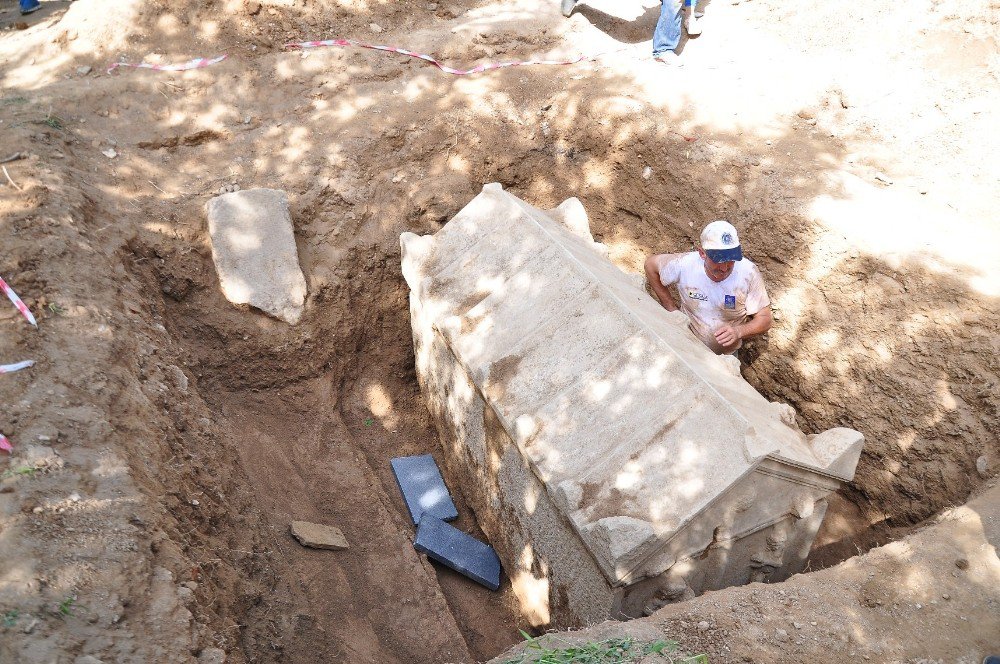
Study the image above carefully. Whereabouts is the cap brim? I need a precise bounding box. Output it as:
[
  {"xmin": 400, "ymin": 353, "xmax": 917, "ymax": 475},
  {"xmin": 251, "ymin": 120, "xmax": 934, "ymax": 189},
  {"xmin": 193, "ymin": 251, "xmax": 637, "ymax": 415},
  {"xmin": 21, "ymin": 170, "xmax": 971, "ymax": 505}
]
[{"xmin": 705, "ymin": 246, "xmax": 743, "ymax": 263}]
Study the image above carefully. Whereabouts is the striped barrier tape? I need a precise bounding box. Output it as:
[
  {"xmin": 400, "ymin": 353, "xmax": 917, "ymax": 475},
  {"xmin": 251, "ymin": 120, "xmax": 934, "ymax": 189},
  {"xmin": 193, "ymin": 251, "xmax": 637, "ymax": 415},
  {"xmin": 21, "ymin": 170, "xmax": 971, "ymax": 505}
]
[
  {"xmin": 107, "ymin": 54, "xmax": 228, "ymax": 75},
  {"xmin": 0, "ymin": 360, "xmax": 34, "ymax": 374},
  {"xmin": 0, "ymin": 276, "xmax": 37, "ymax": 327},
  {"xmin": 285, "ymin": 39, "xmax": 607, "ymax": 76}
]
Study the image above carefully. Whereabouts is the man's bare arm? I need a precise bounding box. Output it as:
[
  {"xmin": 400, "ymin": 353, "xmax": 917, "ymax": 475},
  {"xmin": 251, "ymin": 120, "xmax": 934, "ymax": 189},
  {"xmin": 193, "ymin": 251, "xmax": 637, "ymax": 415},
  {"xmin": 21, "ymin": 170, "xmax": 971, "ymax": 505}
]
[
  {"xmin": 644, "ymin": 254, "xmax": 679, "ymax": 311},
  {"xmin": 714, "ymin": 306, "xmax": 774, "ymax": 348}
]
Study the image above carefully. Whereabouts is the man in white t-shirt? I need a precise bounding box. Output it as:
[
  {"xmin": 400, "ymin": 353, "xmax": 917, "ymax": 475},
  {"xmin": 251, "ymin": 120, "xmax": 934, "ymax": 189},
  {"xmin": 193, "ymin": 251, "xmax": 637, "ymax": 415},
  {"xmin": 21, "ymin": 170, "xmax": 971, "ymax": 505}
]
[{"xmin": 644, "ymin": 220, "xmax": 773, "ymax": 354}]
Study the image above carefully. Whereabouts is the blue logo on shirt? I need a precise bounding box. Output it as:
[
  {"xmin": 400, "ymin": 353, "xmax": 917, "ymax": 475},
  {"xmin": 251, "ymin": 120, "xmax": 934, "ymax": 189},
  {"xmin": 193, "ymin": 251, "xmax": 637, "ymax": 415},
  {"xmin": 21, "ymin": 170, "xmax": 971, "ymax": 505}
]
[{"xmin": 724, "ymin": 295, "xmax": 736, "ymax": 309}]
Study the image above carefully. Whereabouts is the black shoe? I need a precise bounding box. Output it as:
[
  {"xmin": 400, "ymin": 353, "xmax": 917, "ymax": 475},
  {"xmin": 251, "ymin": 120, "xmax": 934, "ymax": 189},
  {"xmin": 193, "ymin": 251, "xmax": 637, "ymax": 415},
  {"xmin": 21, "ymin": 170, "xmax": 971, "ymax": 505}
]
[{"xmin": 561, "ymin": 0, "xmax": 577, "ymax": 17}]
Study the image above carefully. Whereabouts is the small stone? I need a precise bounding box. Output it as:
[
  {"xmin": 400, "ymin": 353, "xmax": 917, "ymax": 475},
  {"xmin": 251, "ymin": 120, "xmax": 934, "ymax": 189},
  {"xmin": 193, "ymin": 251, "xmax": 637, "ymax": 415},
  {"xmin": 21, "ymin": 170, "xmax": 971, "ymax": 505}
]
[
  {"xmin": 102, "ymin": 148, "xmax": 118, "ymax": 159},
  {"xmin": 428, "ymin": 2, "xmax": 438, "ymax": 9},
  {"xmin": 793, "ymin": 621, "xmax": 803, "ymax": 629},
  {"xmin": 540, "ymin": 121, "xmax": 551, "ymax": 137},
  {"xmin": 198, "ymin": 647, "xmax": 227, "ymax": 664},
  {"xmin": 32, "ymin": 506, "xmax": 43, "ymax": 514},
  {"xmin": 774, "ymin": 628, "xmax": 789, "ymax": 643},
  {"xmin": 69, "ymin": 492, "xmax": 81, "ymax": 503},
  {"xmin": 942, "ymin": 593, "xmax": 950, "ymax": 600},
  {"xmin": 76, "ymin": 65, "xmax": 92, "ymax": 76},
  {"xmin": 369, "ymin": 23, "xmax": 383, "ymax": 33},
  {"xmin": 976, "ymin": 455, "xmax": 988, "ymax": 477},
  {"xmin": 23, "ymin": 617, "xmax": 39, "ymax": 634},
  {"xmin": 765, "ymin": 140, "xmax": 772, "ymax": 145},
  {"xmin": 290, "ymin": 520, "xmax": 349, "ymax": 550},
  {"xmin": 190, "ymin": 499, "xmax": 200, "ymax": 506},
  {"xmin": 806, "ymin": 118, "xmax": 817, "ymax": 126},
  {"xmin": 955, "ymin": 558, "xmax": 969, "ymax": 570},
  {"xmin": 75, "ymin": 656, "xmax": 106, "ymax": 664},
  {"xmin": 697, "ymin": 620, "xmax": 709, "ymax": 631},
  {"xmin": 392, "ymin": 173, "xmax": 404, "ymax": 183},
  {"xmin": 874, "ymin": 172, "xmax": 893, "ymax": 185},
  {"xmin": 641, "ymin": 166, "xmax": 653, "ymax": 179}
]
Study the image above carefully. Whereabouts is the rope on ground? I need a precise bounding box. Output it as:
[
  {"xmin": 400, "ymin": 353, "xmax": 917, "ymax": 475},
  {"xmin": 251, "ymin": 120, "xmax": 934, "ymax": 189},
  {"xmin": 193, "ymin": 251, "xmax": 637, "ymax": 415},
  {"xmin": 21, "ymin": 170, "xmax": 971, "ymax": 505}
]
[{"xmin": 285, "ymin": 38, "xmax": 609, "ymax": 76}]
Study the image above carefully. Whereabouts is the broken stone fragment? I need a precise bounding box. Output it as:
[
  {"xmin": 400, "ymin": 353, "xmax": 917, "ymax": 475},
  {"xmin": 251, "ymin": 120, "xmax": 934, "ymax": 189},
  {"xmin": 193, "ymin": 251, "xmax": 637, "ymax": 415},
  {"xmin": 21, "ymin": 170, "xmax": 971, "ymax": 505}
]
[
  {"xmin": 290, "ymin": 521, "xmax": 349, "ymax": 550},
  {"xmin": 205, "ymin": 188, "xmax": 307, "ymax": 324}
]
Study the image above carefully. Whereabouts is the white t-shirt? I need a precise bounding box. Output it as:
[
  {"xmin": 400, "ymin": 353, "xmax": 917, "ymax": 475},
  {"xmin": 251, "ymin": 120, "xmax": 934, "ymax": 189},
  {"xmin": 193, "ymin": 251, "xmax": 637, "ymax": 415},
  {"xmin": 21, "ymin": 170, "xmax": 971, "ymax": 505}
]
[{"xmin": 658, "ymin": 252, "xmax": 770, "ymax": 353}]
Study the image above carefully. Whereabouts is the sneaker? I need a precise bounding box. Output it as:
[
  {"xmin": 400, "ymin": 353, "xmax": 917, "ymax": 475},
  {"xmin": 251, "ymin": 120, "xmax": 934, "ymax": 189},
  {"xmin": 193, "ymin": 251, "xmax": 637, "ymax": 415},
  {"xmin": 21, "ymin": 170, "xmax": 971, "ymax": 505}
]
[
  {"xmin": 653, "ymin": 51, "xmax": 681, "ymax": 66},
  {"xmin": 686, "ymin": 12, "xmax": 702, "ymax": 35},
  {"xmin": 561, "ymin": 0, "xmax": 577, "ymax": 17},
  {"xmin": 20, "ymin": 0, "xmax": 41, "ymax": 14}
]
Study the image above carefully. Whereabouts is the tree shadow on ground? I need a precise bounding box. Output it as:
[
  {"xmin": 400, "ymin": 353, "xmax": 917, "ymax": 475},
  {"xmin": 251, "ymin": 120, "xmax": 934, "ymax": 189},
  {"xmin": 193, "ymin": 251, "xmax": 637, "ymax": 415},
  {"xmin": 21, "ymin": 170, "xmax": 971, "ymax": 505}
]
[{"xmin": 0, "ymin": 0, "xmax": 997, "ymax": 662}]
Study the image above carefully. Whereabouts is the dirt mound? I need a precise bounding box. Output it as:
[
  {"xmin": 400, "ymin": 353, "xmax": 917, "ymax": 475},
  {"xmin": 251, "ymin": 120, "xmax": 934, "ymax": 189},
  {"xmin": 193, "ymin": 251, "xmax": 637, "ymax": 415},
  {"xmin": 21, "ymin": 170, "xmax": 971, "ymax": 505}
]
[{"xmin": 1, "ymin": 0, "xmax": 997, "ymax": 662}]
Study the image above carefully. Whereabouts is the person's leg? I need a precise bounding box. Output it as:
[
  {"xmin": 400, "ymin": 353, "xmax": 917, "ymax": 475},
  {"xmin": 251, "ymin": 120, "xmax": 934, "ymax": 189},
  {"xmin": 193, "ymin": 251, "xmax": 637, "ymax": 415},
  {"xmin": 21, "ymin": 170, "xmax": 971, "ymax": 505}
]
[
  {"xmin": 20, "ymin": 0, "xmax": 42, "ymax": 14},
  {"xmin": 652, "ymin": 0, "xmax": 683, "ymax": 56},
  {"xmin": 686, "ymin": 0, "xmax": 703, "ymax": 35}
]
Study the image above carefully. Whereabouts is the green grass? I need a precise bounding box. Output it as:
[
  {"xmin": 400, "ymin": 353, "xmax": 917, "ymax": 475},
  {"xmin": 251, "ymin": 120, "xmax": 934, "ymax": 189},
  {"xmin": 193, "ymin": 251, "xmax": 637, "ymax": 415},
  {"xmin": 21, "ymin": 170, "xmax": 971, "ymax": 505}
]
[
  {"xmin": 1, "ymin": 466, "xmax": 38, "ymax": 479},
  {"xmin": 58, "ymin": 597, "xmax": 75, "ymax": 617},
  {"xmin": 502, "ymin": 631, "xmax": 708, "ymax": 664},
  {"xmin": 2, "ymin": 610, "xmax": 19, "ymax": 628},
  {"xmin": 40, "ymin": 115, "xmax": 65, "ymax": 130},
  {"xmin": 1, "ymin": 96, "xmax": 28, "ymax": 106}
]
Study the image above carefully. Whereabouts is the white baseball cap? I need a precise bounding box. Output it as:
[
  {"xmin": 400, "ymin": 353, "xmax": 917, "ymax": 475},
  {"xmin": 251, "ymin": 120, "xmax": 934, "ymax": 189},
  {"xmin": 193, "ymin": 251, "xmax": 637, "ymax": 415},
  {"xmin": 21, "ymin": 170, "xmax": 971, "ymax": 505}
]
[{"xmin": 700, "ymin": 220, "xmax": 743, "ymax": 262}]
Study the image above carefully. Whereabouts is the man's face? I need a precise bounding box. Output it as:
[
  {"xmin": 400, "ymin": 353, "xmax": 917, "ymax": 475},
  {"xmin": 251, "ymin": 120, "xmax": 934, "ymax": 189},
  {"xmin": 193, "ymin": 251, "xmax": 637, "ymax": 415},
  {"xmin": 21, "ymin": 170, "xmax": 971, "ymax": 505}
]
[{"xmin": 698, "ymin": 249, "xmax": 735, "ymax": 282}]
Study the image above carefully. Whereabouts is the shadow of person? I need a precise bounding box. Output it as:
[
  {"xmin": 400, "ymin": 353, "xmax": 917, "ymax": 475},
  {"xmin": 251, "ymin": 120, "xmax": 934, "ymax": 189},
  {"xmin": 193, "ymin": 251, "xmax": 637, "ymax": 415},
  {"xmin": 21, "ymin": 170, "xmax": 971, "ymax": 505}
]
[
  {"xmin": 570, "ymin": 0, "xmax": 714, "ymax": 54},
  {"xmin": 574, "ymin": 4, "xmax": 663, "ymax": 44}
]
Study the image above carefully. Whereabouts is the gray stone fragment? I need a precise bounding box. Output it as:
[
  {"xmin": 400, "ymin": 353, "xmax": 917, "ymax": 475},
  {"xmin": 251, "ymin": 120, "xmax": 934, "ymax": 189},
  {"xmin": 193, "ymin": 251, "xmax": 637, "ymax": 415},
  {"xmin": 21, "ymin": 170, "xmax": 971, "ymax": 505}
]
[
  {"xmin": 206, "ymin": 188, "xmax": 307, "ymax": 324},
  {"xmin": 976, "ymin": 455, "xmax": 988, "ymax": 477},
  {"xmin": 290, "ymin": 521, "xmax": 349, "ymax": 550},
  {"xmin": 75, "ymin": 657, "xmax": 105, "ymax": 664},
  {"xmin": 198, "ymin": 647, "xmax": 227, "ymax": 664}
]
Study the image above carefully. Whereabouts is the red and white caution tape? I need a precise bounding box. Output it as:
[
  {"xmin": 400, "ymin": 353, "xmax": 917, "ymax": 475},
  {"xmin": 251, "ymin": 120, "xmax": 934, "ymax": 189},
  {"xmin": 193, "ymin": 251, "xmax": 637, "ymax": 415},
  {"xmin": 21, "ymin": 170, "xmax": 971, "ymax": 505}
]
[
  {"xmin": 0, "ymin": 360, "xmax": 34, "ymax": 374},
  {"xmin": 0, "ymin": 276, "xmax": 37, "ymax": 327},
  {"xmin": 0, "ymin": 434, "xmax": 11, "ymax": 454},
  {"xmin": 285, "ymin": 39, "xmax": 609, "ymax": 76},
  {"xmin": 107, "ymin": 54, "xmax": 228, "ymax": 75}
]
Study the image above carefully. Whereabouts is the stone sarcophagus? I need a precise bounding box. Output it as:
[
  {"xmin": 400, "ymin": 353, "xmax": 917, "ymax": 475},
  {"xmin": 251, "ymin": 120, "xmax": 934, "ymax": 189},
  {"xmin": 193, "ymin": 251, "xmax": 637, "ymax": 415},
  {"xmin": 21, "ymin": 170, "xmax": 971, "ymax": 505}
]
[{"xmin": 400, "ymin": 184, "xmax": 863, "ymax": 628}]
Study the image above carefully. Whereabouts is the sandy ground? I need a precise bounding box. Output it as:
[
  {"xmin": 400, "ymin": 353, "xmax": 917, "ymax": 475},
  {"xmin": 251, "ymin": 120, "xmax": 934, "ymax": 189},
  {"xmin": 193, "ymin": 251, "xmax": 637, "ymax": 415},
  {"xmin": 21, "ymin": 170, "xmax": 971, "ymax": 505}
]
[{"xmin": 0, "ymin": 0, "xmax": 998, "ymax": 662}]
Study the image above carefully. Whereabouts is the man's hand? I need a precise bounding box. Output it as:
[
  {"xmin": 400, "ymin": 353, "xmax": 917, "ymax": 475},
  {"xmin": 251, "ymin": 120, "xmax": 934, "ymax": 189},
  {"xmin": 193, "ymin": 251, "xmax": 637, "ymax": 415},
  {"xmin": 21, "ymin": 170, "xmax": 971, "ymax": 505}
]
[{"xmin": 714, "ymin": 324, "xmax": 742, "ymax": 349}]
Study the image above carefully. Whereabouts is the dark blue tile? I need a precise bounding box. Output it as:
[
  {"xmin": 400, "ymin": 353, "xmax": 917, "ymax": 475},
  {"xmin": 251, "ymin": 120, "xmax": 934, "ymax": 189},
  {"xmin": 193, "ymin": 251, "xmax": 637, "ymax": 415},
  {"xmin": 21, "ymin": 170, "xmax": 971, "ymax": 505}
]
[
  {"xmin": 414, "ymin": 515, "xmax": 501, "ymax": 591},
  {"xmin": 390, "ymin": 454, "xmax": 459, "ymax": 526}
]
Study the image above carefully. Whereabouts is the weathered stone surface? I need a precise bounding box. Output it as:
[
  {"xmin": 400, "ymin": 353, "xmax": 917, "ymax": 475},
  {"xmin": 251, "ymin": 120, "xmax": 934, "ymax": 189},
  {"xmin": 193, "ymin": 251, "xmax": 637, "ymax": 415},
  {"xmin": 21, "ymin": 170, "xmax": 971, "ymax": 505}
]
[
  {"xmin": 290, "ymin": 521, "xmax": 349, "ymax": 550},
  {"xmin": 206, "ymin": 188, "xmax": 307, "ymax": 324},
  {"xmin": 401, "ymin": 183, "xmax": 864, "ymax": 628}
]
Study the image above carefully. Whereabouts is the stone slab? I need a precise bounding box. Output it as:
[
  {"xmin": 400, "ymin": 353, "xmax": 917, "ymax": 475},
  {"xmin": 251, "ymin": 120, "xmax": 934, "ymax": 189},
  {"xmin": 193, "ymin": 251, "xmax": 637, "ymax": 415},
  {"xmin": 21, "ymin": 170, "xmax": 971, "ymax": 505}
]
[
  {"xmin": 390, "ymin": 454, "xmax": 459, "ymax": 525},
  {"xmin": 414, "ymin": 515, "xmax": 501, "ymax": 591},
  {"xmin": 205, "ymin": 188, "xmax": 307, "ymax": 324},
  {"xmin": 290, "ymin": 520, "xmax": 349, "ymax": 550}
]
